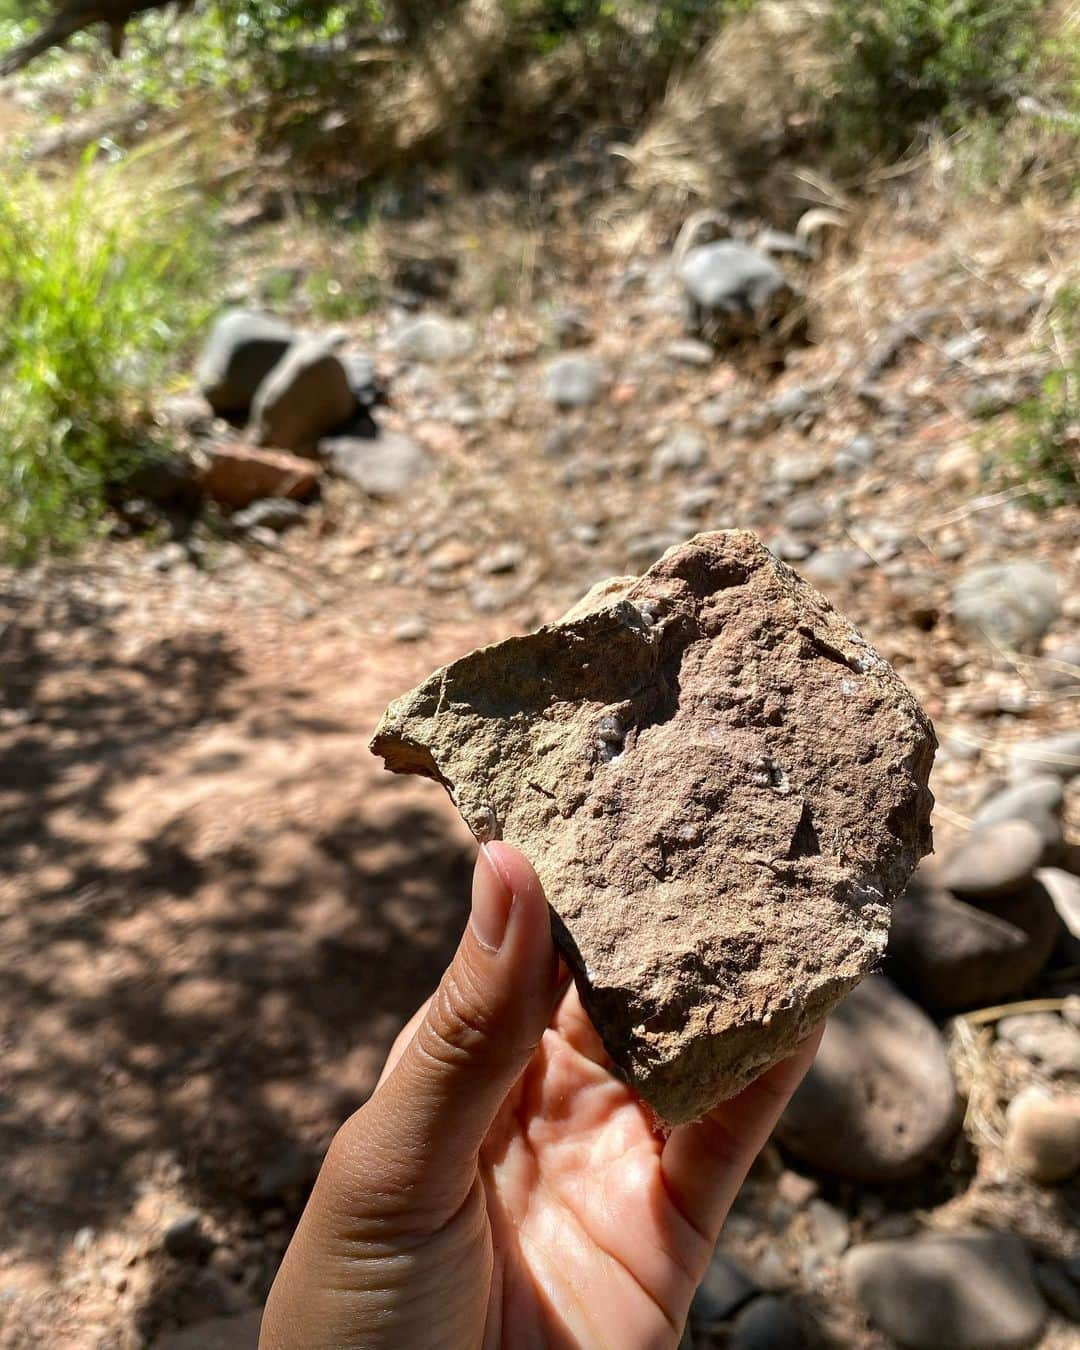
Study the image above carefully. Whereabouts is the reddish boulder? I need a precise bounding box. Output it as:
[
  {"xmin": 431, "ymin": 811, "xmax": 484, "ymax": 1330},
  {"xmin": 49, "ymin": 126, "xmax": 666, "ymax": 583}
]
[{"xmin": 202, "ymin": 442, "xmax": 321, "ymax": 509}]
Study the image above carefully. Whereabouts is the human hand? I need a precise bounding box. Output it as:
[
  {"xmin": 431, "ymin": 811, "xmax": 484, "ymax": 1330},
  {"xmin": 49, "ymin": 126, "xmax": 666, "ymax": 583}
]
[{"xmin": 261, "ymin": 842, "xmax": 820, "ymax": 1349}]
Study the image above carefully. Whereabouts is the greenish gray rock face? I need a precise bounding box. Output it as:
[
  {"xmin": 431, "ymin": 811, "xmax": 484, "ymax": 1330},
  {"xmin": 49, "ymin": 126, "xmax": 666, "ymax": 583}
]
[{"xmin": 371, "ymin": 531, "xmax": 936, "ymax": 1124}]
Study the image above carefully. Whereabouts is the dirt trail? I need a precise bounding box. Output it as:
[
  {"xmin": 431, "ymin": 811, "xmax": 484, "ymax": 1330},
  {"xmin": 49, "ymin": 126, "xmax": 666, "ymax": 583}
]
[
  {"xmin": 0, "ymin": 151, "xmax": 1077, "ymax": 1346},
  {"xmin": 0, "ymin": 561, "xmax": 502, "ymax": 1347}
]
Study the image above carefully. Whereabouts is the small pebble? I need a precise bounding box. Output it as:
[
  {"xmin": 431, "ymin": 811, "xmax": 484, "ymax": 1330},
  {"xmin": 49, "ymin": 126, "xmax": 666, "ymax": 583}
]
[
  {"xmin": 690, "ymin": 1250, "xmax": 758, "ymax": 1327},
  {"xmin": 971, "ymin": 773, "xmax": 1064, "ymax": 837},
  {"xmin": 782, "ymin": 498, "xmax": 827, "ymax": 532},
  {"xmin": 477, "ymin": 541, "xmax": 527, "ymax": 575},
  {"xmin": 1005, "ymin": 1087, "xmax": 1080, "ymax": 1184},
  {"xmin": 770, "ymin": 533, "xmax": 812, "ymax": 563},
  {"xmin": 1007, "ymin": 731, "xmax": 1080, "ymax": 782},
  {"xmin": 835, "ymin": 434, "xmax": 876, "ymax": 474},
  {"xmin": 776, "ymin": 1170, "xmax": 818, "ymax": 1209},
  {"xmin": 772, "ymin": 452, "xmax": 826, "ymax": 486},
  {"xmin": 667, "ymin": 338, "xmax": 714, "ymax": 366},
  {"xmin": 940, "ymin": 819, "xmax": 1043, "ymax": 898},
  {"xmin": 998, "ymin": 1012, "xmax": 1080, "ymax": 1077},
  {"xmin": 393, "ymin": 616, "xmax": 430, "ymax": 643},
  {"xmin": 730, "ymin": 1295, "xmax": 804, "ymax": 1350},
  {"xmin": 805, "ymin": 1199, "xmax": 850, "ymax": 1257}
]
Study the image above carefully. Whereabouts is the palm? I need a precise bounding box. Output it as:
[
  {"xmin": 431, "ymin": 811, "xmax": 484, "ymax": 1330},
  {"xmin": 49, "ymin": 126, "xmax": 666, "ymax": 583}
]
[
  {"xmin": 479, "ymin": 985, "xmax": 710, "ymax": 1348},
  {"xmin": 264, "ymin": 851, "xmax": 818, "ymax": 1350}
]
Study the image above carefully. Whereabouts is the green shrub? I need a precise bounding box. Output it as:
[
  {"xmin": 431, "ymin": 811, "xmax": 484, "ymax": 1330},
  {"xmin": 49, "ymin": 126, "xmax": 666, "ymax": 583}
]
[
  {"xmin": 0, "ymin": 152, "xmax": 215, "ymax": 560},
  {"xmin": 823, "ymin": 0, "xmax": 1043, "ymax": 158},
  {"xmin": 995, "ymin": 286, "xmax": 1079, "ymax": 509}
]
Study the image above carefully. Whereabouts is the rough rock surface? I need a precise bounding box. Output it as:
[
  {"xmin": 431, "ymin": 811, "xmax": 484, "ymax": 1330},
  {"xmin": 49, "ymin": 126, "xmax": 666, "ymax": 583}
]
[
  {"xmin": 777, "ymin": 976, "xmax": 960, "ymax": 1181},
  {"xmin": 843, "ymin": 1233, "xmax": 1047, "ymax": 1350},
  {"xmin": 370, "ymin": 532, "xmax": 935, "ymax": 1123}
]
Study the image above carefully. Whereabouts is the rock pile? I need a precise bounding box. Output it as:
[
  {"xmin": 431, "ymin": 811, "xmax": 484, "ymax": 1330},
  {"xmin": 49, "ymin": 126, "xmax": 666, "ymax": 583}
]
[{"xmin": 139, "ymin": 307, "xmax": 436, "ymax": 519}]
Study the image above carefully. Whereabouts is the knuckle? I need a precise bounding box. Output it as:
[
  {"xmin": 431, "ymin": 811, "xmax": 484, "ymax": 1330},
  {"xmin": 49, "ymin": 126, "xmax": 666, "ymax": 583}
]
[{"xmin": 419, "ymin": 964, "xmax": 498, "ymax": 1069}]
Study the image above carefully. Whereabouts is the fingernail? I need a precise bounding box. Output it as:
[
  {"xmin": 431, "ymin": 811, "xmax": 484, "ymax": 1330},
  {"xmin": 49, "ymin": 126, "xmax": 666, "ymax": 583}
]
[{"xmin": 471, "ymin": 843, "xmax": 514, "ymax": 951}]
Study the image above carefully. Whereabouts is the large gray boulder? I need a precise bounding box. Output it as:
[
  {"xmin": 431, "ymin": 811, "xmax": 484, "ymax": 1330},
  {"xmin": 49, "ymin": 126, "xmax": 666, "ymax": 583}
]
[
  {"xmin": 371, "ymin": 532, "xmax": 935, "ymax": 1124},
  {"xmin": 196, "ymin": 309, "xmax": 295, "ymax": 417},
  {"xmin": 778, "ymin": 976, "xmax": 960, "ymax": 1181},
  {"xmin": 678, "ymin": 242, "xmax": 796, "ymax": 345},
  {"xmin": 250, "ymin": 339, "xmax": 357, "ymax": 454}
]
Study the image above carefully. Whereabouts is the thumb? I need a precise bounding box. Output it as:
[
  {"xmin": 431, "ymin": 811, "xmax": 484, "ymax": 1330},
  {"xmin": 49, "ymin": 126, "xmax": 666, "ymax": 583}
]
[{"xmin": 339, "ymin": 842, "xmax": 559, "ymax": 1217}]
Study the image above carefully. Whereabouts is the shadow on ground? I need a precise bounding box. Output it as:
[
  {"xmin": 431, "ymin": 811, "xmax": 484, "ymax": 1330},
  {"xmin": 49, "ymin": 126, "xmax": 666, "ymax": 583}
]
[{"xmin": 0, "ymin": 582, "xmax": 472, "ymax": 1342}]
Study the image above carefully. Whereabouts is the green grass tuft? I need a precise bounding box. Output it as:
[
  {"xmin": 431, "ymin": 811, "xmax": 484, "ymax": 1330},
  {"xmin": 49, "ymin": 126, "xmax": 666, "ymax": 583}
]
[
  {"xmin": 994, "ymin": 286, "xmax": 1080, "ymax": 509},
  {"xmin": 0, "ymin": 151, "xmax": 216, "ymax": 561}
]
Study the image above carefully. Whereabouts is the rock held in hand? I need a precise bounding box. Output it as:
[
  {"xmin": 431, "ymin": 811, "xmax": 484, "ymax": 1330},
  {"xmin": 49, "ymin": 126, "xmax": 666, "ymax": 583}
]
[{"xmin": 371, "ymin": 531, "xmax": 935, "ymax": 1124}]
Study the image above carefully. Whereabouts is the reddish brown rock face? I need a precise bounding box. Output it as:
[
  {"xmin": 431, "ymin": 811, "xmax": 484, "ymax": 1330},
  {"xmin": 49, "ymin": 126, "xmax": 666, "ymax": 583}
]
[
  {"xmin": 371, "ymin": 531, "xmax": 936, "ymax": 1124},
  {"xmin": 201, "ymin": 442, "xmax": 321, "ymax": 509}
]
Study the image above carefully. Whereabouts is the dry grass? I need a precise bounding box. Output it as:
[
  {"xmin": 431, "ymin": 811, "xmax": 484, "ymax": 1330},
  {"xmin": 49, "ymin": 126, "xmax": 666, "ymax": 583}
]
[{"xmin": 623, "ymin": 0, "xmax": 832, "ymax": 211}]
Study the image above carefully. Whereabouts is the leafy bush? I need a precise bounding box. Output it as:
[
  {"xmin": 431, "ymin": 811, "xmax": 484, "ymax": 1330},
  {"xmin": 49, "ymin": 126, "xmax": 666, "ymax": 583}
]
[
  {"xmin": 0, "ymin": 153, "xmax": 215, "ymax": 560},
  {"xmin": 995, "ymin": 287, "xmax": 1079, "ymax": 509},
  {"xmin": 823, "ymin": 0, "xmax": 1043, "ymax": 158}
]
